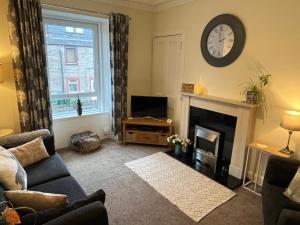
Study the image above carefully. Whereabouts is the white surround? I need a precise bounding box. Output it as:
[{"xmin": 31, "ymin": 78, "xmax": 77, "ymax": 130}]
[{"xmin": 180, "ymin": 92, "xmax": 257, "ymax": 179}]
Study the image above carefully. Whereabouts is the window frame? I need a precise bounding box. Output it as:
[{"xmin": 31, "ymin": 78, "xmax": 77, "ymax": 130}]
[{"xmin": 43, "ymin": 9, "xmax": 110, "ymax": 119}]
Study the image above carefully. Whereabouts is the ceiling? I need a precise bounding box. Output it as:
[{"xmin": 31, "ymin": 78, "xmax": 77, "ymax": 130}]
[
  {"xmin": 127, "ymin": 0, "xmax": 174, "ymax": 6},
  {"xmin": 91, "ymin": 0, "xmax": 193, "ymax": 12}
]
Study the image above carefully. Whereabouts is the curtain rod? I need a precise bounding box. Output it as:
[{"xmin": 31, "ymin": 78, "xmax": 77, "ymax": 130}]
[{"xmin": 41, "ymin": 3, "xmax": 132, "ymax": 20}]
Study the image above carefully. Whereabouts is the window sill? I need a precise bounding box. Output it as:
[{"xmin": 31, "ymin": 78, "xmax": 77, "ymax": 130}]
[{"xmin": 53, "ymin": 111, "xmax": 110, "ymax": 122}]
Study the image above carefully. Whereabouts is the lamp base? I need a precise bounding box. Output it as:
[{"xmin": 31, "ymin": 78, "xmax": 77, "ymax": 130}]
[{"xmin": 279, "ymin": 147, "xmax": 294, "ymax": 155}]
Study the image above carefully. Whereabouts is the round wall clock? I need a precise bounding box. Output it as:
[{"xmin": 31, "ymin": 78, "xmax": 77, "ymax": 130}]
[{"xmin": 200, "ymin": 14, "xmax": 245, "ymax": 67}]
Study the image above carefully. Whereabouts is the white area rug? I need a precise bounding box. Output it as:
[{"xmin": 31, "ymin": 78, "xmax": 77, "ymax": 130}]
[{"xmin": 125, "ymin": 152, "xmax": 236, "ymax": 222}]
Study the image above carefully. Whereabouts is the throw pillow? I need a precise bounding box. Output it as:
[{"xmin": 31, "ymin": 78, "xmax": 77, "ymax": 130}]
[
  {"xmin": 9, "ymin": 137, "xmax": 49, "ymax": 167},
  {"xmin": 284, "ymin": 167, "xmax": 300, "ymax": 203},
  {"xmin": 20, "ymin": 189, "xmax": 106, "ymax": 225},
  {"xmin": 4, "ymin": 190, "xmax": 68, "ymax": 211},
  {"xmin": 0, "ymin": 146, "xmax": 27, "ymax": 190}
]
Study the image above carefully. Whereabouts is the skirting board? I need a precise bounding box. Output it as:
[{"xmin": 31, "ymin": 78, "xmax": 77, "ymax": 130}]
[{"xmin": 229, "ymin": 164, "xmax": 243, "ymax": 179}]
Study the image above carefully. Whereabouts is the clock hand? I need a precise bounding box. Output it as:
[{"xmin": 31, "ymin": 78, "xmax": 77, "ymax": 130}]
[{"xmin": 219, "ymin": 37, "xmax": 226, "ymax": 42}]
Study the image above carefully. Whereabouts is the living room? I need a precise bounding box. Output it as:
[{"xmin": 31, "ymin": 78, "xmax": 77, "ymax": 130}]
[{"xmin": 0, "ymin": 0, "xmax": 300, "ymax": 225}]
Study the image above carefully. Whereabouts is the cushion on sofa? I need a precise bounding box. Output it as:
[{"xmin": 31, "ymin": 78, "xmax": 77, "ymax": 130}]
[
  {"xmin": 0, "ymin": 147, "xmax": 27, "ymax": 190},
  {"xmin": 26, "ymin": 153, "xmax": 70, "ymax": 188},
  {"xmin": 284, "ymin": 167, "xmax": 300, "ymax": 203},
  {"xmin": 9, "ymin": 137, "xmax": 50, "ymax": 168},
  {"xmin": 20, "ymin": 189, "xmax": 106, "ymax": 225},
  {"xmin": 29, "ymin": 176, "xmax": 87, "ymax": 204},
  {"xmin": 5, "ymin": 190, "xmax": 68, "ymax": 211}
]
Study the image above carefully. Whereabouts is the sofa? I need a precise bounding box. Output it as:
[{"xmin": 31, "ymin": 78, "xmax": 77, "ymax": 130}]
[
  {"xmin": 0, "ymin": 130, "xmax": 109, "ymax": 225},
  {"xmin": 262, "ymin": 156, "xmax": 300, "ymax": 225}
]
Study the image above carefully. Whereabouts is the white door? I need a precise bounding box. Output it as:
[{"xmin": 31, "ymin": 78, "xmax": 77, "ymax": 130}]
[{"xmin": 152, "ymin": 34, "xmax": 183, "ymax": 130}]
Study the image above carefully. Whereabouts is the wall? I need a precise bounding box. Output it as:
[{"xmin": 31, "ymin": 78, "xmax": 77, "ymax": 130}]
[
  {"xmin": 154, "ymin": 0, "xmax": 300, "ymax": 159},
  {"xmin": 53, "ymin": 113, "xmax": 111, "ymax": 149},
  {"xmin": 0, "ymin": 0, "xmax": 20, "ymax": 133},
  {"xmin": 0, "ymin": 0, "xmax": 155, "ymax": 148}
]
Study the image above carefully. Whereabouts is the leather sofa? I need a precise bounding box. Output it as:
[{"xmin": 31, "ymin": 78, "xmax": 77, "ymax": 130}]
[
  {"xmin": 0, "ymin": 130, "xmax": 108, "ymax": 225},
  {"xmin": 262, "ymin": 156, "xmax": 300, "ymax": 225}
]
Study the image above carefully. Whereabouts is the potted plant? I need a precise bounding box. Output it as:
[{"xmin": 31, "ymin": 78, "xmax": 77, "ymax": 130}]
[
  {"xmin": 240, "ymin": 74, "xmax": 271, "ymax": 107},
  {"xmin": 76, "ymin": 96, "xmax": 83, "ymax": 116},
  {"xmin": 181, "ymin": 138, "xmax": 192, "ymax": 153},
  {"xmin": 167, "ymin": 134, "xmax": 191, "ymax": 155}
]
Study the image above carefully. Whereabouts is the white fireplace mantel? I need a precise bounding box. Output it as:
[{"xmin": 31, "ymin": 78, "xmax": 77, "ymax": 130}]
[{"xmin": 180, "ymin": 92, "xmax": 257, "ymax": 179}]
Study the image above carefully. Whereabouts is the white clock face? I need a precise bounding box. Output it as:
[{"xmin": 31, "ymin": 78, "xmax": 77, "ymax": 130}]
[{"xmin": 207, "ymin": 24, "xmax": 235, "ymax": 58}]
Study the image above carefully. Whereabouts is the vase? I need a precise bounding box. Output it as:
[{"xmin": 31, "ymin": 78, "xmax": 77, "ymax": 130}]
[
  {"xmin": 181, "ymin": 145, "xmax": 188, "ymax": 154},
  {"xmin": 174, "ymin": 144, "xmax": 182, "ymax": 155},
  {"xmin": 246, "ymin": 91, "xmax": 257, "ymax": 104},
  {"xmin": 77, "ymin": 106, "xmax": 83, "ymax": 116}
]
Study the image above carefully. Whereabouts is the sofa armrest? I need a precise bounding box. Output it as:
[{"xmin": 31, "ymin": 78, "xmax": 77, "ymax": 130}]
[
  {"xmin": 277, "ymin": 209, "xmax": 300, "ymax": 225},
  {"xmin": 264, "ymin": 156, "xmax": 300, "ymax": 187},
  {"xmin": 43, "ymin": 201, "xmax": 108, "ymax": 225}
]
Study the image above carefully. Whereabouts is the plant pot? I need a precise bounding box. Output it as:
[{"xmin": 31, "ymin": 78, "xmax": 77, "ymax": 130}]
[
  {"xmin": 246, "ymin": 91, "xmax": 257, "ymax": 104},
  {"xmin": 77, "ymin": 107, "xmax": 83, "ymax": 116},
  {"xmin": 174, "ymin": 144, "xmax": 182, "ymax": 155}
]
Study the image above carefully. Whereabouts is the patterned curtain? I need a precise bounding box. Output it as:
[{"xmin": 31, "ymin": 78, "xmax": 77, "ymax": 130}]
[
  {"xmin": 109, "ymin": 13, "xmax": 129, "ymax": 140},
  {"xmin": 7, "ymin": 0, "xmax": 52, "ymax": 132}
]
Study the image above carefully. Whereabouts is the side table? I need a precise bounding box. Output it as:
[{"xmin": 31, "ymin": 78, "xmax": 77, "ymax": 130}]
[
  {"xmin": 242, "ymin": 142, "xmax": 291, "ymax": 196},
  {"xmin": 0, "ymin": 129, "xmax": 14, "ymax": 138}
]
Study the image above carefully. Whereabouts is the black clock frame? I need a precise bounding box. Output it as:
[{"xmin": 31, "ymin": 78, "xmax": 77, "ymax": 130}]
[{"xmin": 201, "ymin": 14, "xmax": 246, "ymax": 67}]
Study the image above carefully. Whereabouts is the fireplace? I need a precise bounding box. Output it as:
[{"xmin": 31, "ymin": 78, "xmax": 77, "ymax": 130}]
[
  {"xmin": 193, "ymin": 125, "xmax": 220, "ymax": 176},
  {"xmin": 179, "ymin": 92, "xmax": 256, "ymax": 186},
  {"xmin": 190, "ymin": 106, "xmax": 237, "ymax": 178}
]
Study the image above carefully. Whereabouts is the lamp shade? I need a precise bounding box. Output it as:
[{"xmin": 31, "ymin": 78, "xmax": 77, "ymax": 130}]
[
  {"xmin": 0, "ymin": 63, "xmax": 3, "ymax": 83},
  {"xmin": 280, "ymin": 111, "xmax": 300, "ymax": 131}
]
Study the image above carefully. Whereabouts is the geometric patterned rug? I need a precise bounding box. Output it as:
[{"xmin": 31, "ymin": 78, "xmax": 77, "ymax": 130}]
[{"xmin": 125, "ymin": 152, "xmax": 236, "ymax": 222}]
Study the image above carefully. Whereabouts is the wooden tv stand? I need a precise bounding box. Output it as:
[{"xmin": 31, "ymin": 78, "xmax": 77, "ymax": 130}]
[{"xmin": 122, "ymin": 118, "xmax": 173, "ymax": 146}]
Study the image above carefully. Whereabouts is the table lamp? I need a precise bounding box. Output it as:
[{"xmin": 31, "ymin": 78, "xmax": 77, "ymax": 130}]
[
  {"xmin": 0, "ymin": 63, "xmax": 3, "ymax": 83},
  {"xmin": 280, "ymin": 110, "xmax": 300, "ymax": 155}
]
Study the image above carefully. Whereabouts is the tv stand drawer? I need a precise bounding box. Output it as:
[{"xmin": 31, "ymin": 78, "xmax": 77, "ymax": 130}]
[
  {"xmin": 125, "ymin": 131, "xmax": 137, "ymax": 142},
  {"xmin": 136, "ymin": 133, "xmax": 157, "ymax": 144}
]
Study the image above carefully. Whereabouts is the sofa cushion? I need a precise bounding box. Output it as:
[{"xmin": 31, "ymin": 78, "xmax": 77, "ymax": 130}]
[
  {"xmin": 0, "ymin": 147, "xmax": 27, "ymax": 190},
  {"xmin": 20, "ymin": 189, "xmax": 106, "ymax": 225},
  {"xmin": 29, "ymin": 176, "xmax": 86, "ymax": 203},
  {"xmin": 26, "ymin": 153, "xmax": 70, "ymax": 188},
  {"xmin": 9, "ymin": 137, "xmax": 50, "ymax": 168},
  {"xmin": 5, "ymin": 190, "xmax": 68, "ymax": 211}
]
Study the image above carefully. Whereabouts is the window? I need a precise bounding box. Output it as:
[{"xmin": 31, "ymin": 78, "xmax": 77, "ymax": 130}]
[
  {"xmin": 65, "ymin": 47, "xmax": 78, "ymax": 64},
  {"xmin": 65, "ymin": 26, "xmax": 84, "ymax": 34},
  {"xmin": 43, "ymin": 9, "xmax": 111, "ymax": 119},
  {"xmin": 67, "ymin": 78, "xmax": 80, "ymax": 93}
]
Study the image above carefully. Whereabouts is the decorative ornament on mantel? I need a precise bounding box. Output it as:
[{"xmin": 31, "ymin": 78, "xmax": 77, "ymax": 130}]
[
  {"xmin": 181, "ymin": 83, "xmax": 206, "ymax": 95},
  {"xmin": 240, "ymin": 73, "xmax": 271, "ymax": 108}
]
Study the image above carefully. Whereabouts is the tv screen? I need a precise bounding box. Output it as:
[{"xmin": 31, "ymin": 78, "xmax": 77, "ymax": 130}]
[{"xmin": 131, "ymin": 96, "xmax": 168, "ymax": 118}]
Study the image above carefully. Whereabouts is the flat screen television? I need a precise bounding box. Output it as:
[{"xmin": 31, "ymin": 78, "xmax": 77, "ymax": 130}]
[{"xmin": 131, "ymin": 96, "xmax": 168, "ymax": 118}]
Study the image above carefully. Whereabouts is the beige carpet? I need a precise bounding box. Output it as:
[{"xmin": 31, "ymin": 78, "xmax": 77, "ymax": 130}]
[
  {"xmin": 125, "ymin": 152, "xmax": 236, "ymax": 222},
  {"xmin": 58, "ymin": 139, "xmax": 263, "ymax": 225}
]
